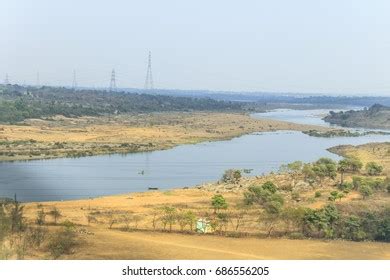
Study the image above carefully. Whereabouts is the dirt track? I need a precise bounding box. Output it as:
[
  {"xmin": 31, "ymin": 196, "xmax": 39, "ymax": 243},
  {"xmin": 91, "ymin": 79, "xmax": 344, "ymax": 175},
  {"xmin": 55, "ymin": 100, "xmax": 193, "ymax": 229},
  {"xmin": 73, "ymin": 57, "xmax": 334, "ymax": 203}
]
[{"xmin": 72, "ymin": 228, "xmax": 390, "ymax": 260}]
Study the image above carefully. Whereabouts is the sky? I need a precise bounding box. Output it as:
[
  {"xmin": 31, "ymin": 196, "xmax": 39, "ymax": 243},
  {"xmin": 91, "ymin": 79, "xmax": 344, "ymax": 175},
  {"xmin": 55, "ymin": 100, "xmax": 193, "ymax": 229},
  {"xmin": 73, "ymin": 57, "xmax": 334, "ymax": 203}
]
[{"xmin": 1, "ymin": 0, "xmax": 390, "ymax": 95}]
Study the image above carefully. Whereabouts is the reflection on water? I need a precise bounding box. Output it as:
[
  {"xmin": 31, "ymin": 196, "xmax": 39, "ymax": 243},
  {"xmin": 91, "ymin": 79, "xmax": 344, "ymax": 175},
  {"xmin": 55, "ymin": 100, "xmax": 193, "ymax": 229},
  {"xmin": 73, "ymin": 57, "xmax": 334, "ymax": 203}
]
[{"xmin": 1, "ymin": 128, "xmax": 389, "ymax": 201}]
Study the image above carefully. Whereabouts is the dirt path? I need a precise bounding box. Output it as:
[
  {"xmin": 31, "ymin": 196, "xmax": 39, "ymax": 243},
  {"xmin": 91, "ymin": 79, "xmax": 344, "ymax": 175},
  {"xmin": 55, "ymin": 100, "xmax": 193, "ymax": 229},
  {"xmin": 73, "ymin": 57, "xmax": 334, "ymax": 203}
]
[{"xmin": 72, "ymin": 228, "xmax": 390, "ymax": 260}]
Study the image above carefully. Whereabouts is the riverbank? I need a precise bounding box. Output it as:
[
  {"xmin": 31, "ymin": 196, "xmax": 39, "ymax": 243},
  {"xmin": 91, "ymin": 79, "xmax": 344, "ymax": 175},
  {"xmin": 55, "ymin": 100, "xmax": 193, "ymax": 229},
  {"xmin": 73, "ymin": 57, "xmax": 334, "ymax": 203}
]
[
  {"xmin": 328, "ymin": 142, "xmax": 390, "ymax": 175},
  {"xmin": 0, "ymin": 112, "xmax": 331, "ymax": 162}
]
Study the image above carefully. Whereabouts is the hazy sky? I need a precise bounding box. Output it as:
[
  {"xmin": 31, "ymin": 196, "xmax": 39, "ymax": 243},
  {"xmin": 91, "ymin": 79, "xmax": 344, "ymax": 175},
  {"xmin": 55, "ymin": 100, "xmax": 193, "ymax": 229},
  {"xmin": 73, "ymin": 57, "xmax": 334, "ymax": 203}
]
[{"xmin": 1, "ymin": 0, "xmax": 390, "ymax": 95}]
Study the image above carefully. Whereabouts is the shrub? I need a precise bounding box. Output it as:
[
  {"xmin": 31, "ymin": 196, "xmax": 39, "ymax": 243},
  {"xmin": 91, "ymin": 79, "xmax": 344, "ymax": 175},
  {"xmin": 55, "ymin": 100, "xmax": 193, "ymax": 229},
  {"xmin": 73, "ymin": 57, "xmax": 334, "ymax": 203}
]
[
  {"xmin": 211, "ymin": 195, "xmax": 228, "ymax": 213},
  {"xmin": 386, "ymin": 179, "xmax": 390, "ymax": 193},
  {"xmin": 221, "ymin": 169, "xmax": 242, "ymax": 184},
  {"xmin": 338, "ymin": 215, "xmax": 366, "ymax": 241},
  {"xmin": 47, "ymin": 207, "xmax": 62, "ymax": 224},
  {"xmin": 160, "ymin": 206, "xmax": 177, "ymax": 231},
  {"xmin": 25, "ymin": 226, "xmax": 48, "ymax": 248},
  {"xmin": 314, "ymin": 191, "xmax": 322, "ymax": 198},
  {"xmin": 47, "ymin": 224, "xmax": 77, "ymax": 259},
  {"xmin": 291, "ymin": 191, "xmax": 300, "ymax": 202},
  {"xmin": 36, "ymin": 209, "xmax": 46, "ymax": 225},
  {"xmin": 338, "ymin": 182, "xmax": 353, "ymax": 192},
  {"xmin": 365, "ymin": 162, "xmax": 383, "ymax": 176},
  {"xmin": 288, "ymin": 232, "xmax": 304, "ymax": 239},
  {"xmin": 359, "ymin": 185, "xmax": 373, "ymax": 199}
]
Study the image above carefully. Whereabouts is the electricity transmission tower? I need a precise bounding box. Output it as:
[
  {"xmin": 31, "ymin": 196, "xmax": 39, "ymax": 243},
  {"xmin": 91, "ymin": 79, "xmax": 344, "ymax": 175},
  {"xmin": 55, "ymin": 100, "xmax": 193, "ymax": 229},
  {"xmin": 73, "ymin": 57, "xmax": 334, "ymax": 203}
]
[
  {"xmin": 109, "ymin": 69, "xmax": 117, "ymax": 92},
  {"xmin": 72, "ymin": 70, "xmax": 77, "ymax": 90},
  {"xmin": 144, "ymin": 51, "xmax": 154, "ymax": 89},
  {"xmin": 36, "ymin": 72, "xmax": 40, "ymax": 87},
  {"xmin": 4, "ymin": 73, "xmax": 9, "ymax": 84}
]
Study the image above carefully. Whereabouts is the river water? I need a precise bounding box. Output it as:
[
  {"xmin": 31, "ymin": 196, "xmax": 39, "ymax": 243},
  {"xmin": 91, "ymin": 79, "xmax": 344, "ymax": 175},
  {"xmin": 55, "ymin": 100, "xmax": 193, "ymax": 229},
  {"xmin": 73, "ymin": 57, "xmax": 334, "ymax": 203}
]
[{"xmin": 1, "ymin": 109, "xmax": 389, "ymax": 201}]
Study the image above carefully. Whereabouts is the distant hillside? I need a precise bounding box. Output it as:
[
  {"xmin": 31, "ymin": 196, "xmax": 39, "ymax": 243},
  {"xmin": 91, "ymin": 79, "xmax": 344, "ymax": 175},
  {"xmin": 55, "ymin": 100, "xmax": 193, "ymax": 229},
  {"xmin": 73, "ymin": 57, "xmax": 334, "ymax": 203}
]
[
  {"xmin": 121, "ymin": 88, "xmax": 390, "ymax": 107},
  {"xmin": 0, "ymin": 85, "xmax": 244, "ymax": 123},
  {"xmin": 323, "ymin": 104, "xmax": 390, "ymax": 129}
]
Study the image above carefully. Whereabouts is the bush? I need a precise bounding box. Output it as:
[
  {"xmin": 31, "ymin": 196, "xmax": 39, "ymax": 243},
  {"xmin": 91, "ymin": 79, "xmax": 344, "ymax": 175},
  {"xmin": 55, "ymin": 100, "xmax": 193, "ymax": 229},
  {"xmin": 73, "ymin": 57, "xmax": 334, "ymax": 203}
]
[
  {"xmin": 338, "ymin": 182, "xmax": 353, "ymax": 192},
  {"xmin": 47, "ymin": 224, "xmax": 77, "ymax": 259},
  {"xmin": 221, "ymin": 169, "xmax": 242, "ymax": 184},
  {"xmin": 338, "ymin": 215, "xmax": 366, "ymax": 241},
  {"xmin": 359, "ymin": 185, "xmax": 373, "ymax": 199},
  {"xmin": 211, "ymin": 195, "xmax": 228, "ymax": 213},
  {"xmin": 25, "ymin": 226, "xmax": 48, "ymax": 248},
  {"xmin": 288, "ymin": 232, "xmax": 304, "ymax": 239},
  {"xmin": 365, "ymin": 162, "xmax": 383, "ymax": 176},
  {"xmin": 314, "ymin": 191, "xmax": 322, "ymax": 198},
  {"xmin": 291, "ymin": 191, "xmax": 300, "ymax": 202},
  {"xmin": 383, "ymin": 177, "xmax": 390, "ymax": 193},
  {"xmin": 160, "ymin": 206, "xmax": 177, "ymax": 231},
  {"xmin": 36, "ymin": 209, "xmax": 46, "ymax": 225}
]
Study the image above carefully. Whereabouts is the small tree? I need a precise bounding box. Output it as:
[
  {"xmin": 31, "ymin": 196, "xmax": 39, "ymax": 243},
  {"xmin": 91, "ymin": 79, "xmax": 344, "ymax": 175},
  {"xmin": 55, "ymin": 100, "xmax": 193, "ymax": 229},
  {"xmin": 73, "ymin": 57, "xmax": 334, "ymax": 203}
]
[
  {"xmin": 302, "ymin": 164, "xmax": 316, "ymax": 184},
  {"xmin": 48, "ymin": 207, "xmax": 62, "ymax": 225},
  {"xmin": 177, "ymin": 210, "xmax": 196, "ymax": 231},
  {"xmin": 365, "ymin": 162, "xmax": 383, "ymax": 176},
  {"xmin": 151, "ymin": 209, "xmax": 160, "ymax": 230},
  {"xmin": 185, "ymin": 211, "xmax": 197, "ymax": 231},
  {"xmin": 283, "ymin": 161, "xmax": 303, "ymax": 186},
  {"xmin": 161, "ymin": 206, "xmax": 177, "ymax": 232},
  {"xmin": 211, "ymin": 194, "xmax": 228, "ymax": 213},
  {"xmin": 36, "ymin": 209, "xmax": 46, "ymax": 226},
  {"xmin": 10, "ymin": 195, "xmax": 25, "ymax": 233},
  {"xmin": 221, "ymin": 169, "xmax": 242, "ymax": 184},
  {"xmin": 229, "ymin": 207, "xmax": 248, "ymax": 232},
  {"xmin": 106, "ymin": 211, "xmax": 117, "ymax": 229},
  {"xmin": 359, "ymin": 185, "xmax": 373, "ymax": 200}
]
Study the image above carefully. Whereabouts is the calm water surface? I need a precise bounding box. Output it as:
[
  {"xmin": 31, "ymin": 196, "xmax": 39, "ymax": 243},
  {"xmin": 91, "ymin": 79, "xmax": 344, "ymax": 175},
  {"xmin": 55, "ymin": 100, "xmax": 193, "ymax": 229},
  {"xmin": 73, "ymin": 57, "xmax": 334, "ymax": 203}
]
[{"xmin": 1, "ymin": 109, "xmax": 389, "ymax": 201}]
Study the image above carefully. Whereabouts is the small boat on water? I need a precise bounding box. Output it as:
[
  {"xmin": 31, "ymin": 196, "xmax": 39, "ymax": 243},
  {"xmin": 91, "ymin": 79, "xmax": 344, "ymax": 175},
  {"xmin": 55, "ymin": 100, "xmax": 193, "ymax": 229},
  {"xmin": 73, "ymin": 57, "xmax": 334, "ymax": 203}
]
[{"xmin": 148, "ymin": 187, "xmax": 159, "ymax": 191}]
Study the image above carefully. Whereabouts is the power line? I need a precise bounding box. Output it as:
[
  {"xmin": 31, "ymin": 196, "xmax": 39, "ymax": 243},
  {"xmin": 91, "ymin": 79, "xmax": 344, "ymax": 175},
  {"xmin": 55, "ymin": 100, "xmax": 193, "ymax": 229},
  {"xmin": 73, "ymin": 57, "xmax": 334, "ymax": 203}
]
[
  {"xmin": 144, "ymin": 51, "xmax": 154, "ymax": 89},
  {"xmin": 109, "ymin": 69, "xmax": 117, "ymax": 92}
]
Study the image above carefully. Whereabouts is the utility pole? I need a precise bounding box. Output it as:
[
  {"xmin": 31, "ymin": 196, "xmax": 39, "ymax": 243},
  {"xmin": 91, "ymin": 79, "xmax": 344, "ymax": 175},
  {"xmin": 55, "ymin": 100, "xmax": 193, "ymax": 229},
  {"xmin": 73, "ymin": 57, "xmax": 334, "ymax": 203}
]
[{"xmin": 144, "ymin": 51, "xmax": 154, "ymax": 90}]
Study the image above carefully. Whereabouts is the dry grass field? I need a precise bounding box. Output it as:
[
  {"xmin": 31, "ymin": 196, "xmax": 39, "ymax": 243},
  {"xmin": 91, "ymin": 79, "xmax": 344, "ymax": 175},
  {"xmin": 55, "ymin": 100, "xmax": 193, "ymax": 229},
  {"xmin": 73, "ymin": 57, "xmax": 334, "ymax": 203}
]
[{"xmin": 329, "ymin": 142, "xmax": 390, "ymax": 175}]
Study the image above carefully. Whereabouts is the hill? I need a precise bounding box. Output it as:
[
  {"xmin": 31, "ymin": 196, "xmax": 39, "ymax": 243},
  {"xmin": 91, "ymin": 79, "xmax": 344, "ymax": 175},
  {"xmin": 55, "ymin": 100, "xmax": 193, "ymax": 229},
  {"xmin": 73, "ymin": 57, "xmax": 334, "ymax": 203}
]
[
  {"xmin": 0, "ymin": 85, "xmax": 244, "ymax": 123},
  {"xmin": 323, "ymin": 104, "xmax": 390, "ymax": 129}
]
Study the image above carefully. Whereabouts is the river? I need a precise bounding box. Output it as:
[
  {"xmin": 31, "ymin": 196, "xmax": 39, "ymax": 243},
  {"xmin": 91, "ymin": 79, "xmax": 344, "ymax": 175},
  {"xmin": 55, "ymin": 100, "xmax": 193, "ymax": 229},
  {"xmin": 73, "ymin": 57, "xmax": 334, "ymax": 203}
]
[{"xmin": 1, "ymin": 109, "xmax": 389, "ymax": 201}]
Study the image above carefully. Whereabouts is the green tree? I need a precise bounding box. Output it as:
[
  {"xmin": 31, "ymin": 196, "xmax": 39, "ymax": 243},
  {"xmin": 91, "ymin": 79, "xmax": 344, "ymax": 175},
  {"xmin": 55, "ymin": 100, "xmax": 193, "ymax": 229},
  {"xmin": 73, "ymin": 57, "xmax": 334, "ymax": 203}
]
[
  {"xmin": 280, "ymin": 161, "xmax": 303, "ymax": 186},
  {"xmin": 339, "ymin": 215, "xmax": 366, "ymax": 241},
  {"xmin": 365, "ymin": 162, "xmax": 383, "ymax": 176},
  {"xmin": 359, "ymin": 185, "xmax": 373, "ymax": 200},
  {"xmin": 211, "ymin": 194, "xmax": 228, "ymax": 213},
  {"xmin": 161, "ymin": 206, "xmax": 177, "ymax": 232}
]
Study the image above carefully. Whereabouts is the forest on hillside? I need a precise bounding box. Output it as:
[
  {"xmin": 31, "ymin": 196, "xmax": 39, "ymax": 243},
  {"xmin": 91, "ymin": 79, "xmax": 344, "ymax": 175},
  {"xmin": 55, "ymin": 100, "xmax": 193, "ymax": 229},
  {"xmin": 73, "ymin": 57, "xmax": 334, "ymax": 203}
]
[
  {"xmin": 0, "ymin": 85, "xmax": 244, "ymax": 123},
  {"xmin": 324, "ymin": 104, "xmax": 390, "ymax": 129}
]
